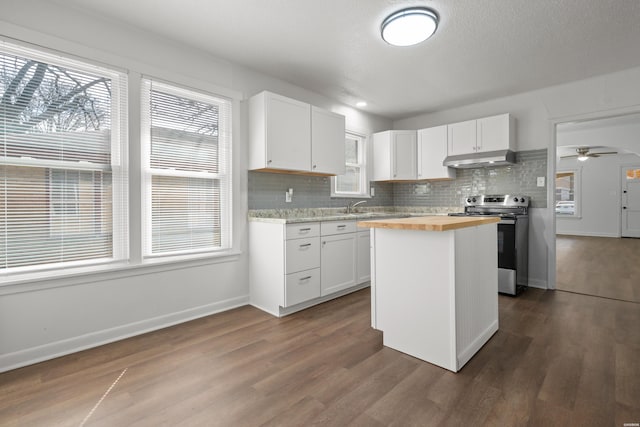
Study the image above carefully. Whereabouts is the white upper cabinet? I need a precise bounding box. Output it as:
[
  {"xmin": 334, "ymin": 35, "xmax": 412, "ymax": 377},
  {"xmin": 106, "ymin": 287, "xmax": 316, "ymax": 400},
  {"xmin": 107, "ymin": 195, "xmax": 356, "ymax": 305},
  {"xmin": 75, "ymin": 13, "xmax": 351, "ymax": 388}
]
[
  {"xmin": 311, "ymin": 106, "xmax": 346, "ymax": 175},
  {"xmin": 249, "ymin": 91, "xmax": 311, "ymax": 171},
  {"xmin": 476, "ymin": 114, "xmax": 515, "ymax": 153},
  {"xmin": 417, "ymin": 125, "xmax": 455, "ymax": 180},
  {"xmin": 447, "ymin": 119, "xmax": 477, "ymax": 156},
  {"xmin": 249, "ymin": 91, "xmax": 345, "ymax": 175},
  {"xmin": 447, "ymin": 114, "xmax": 515, "ymax": 156},
  {"xmin": 372, "ymin": 130, "xmax": 417, "ymax": 181}
]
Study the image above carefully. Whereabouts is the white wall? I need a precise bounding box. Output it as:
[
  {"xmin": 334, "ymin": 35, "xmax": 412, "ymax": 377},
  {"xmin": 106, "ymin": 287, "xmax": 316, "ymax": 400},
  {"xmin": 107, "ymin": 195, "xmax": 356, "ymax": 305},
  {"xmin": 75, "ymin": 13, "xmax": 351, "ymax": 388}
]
[
  {"xmin": 556, "ymin": 117, "xmax": 640, "ymax": 237},
  {"xmin": 556, "ymin": 154, "xmax": 640, "ymax": 237},
  {"xmin": 0, "ymin": 1, "xmax": 392, "ymax": 372},
  {"xmin": 394, "ymin": 67, "xmax": 640, "ymax": 289}
]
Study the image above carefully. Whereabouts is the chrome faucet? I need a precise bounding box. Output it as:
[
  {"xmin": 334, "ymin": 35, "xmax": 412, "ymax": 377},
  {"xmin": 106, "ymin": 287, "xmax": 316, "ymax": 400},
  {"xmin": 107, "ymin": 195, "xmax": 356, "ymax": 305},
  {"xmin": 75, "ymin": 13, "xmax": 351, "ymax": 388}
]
[{"xmin": 347, "ymin": 200, "xmax": 367, "ymax": 213}]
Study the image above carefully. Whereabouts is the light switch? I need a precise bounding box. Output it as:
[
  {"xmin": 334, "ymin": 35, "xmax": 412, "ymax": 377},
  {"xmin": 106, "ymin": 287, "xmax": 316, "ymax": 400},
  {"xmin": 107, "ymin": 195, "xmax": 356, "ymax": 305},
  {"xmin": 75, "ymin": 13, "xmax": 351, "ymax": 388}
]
[{"xmin": 537, "ymin": 177, "xmax": 545, "ymax": 187}]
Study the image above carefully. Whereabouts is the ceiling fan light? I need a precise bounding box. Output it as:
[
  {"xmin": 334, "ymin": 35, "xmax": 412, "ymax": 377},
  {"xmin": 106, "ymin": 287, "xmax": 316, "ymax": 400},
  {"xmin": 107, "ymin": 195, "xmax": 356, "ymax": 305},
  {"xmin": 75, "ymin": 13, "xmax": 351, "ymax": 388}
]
[
  {"xmin": 381, "ymin": 7, "xmax": 439, "ymax": 47},
  {"xmin": 577, "ymin": 155, "xmax": 589, "ymax": 161}
]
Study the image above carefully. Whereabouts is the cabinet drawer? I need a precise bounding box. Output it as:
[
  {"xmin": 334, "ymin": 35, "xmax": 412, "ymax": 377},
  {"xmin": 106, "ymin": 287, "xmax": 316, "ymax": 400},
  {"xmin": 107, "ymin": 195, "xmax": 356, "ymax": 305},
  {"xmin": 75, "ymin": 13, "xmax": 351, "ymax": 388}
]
[
  {"xmin": 285, "ymin": 268, "xmax": 321, "ymax": 307},
  {"xmin": 285, "ymin": 222, "xmax": 320, "ymax": 240},
  {"xmin": 285, "ymin": 237, "xmax": 320, "ymax": 274},
  {"xmin": 321, "ymin": 220, "xmax": 356, "ymax": 236}
]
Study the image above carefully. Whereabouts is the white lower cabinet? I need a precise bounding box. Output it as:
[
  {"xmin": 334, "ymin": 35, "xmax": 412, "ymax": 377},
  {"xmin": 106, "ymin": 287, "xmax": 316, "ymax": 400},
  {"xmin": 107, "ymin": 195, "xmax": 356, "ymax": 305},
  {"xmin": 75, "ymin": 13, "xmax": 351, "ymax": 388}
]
[
  {"xmin": 250, "ymin": 219, "xmax": 369, "ymax": 317},
  {"xmin": 285, "ymin": 237, "xmax": 320, "ymax": 273},
  {"xmin": 356, "ymin": 230, "xmax": 371, "ymax": 283},
  {"xmin": 285, "ymin": 268, "xmax": 321, "ymax": 307},
  {"xmin": 321, "ymin": 232, "xmax": 357, "ymax": 296}
]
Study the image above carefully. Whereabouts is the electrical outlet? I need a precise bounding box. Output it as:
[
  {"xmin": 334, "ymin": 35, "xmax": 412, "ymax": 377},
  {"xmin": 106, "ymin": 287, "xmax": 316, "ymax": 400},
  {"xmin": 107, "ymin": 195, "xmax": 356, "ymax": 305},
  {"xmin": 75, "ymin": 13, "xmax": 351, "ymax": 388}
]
[
  {"xmin": 537, "ymin": 177, "xmax": 545, "ymax": 187},
  {"xmin": 370, "ymin": 186, "xmax": 375, "ymax": 197},
  {"xmin": 285, "ymin": 188, "xmax": 293, "ymax": 203}
]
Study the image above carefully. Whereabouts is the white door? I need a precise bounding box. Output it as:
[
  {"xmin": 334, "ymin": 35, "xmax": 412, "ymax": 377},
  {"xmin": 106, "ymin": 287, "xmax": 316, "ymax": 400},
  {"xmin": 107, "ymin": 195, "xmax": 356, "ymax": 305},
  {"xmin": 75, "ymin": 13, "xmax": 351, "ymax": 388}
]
[{"xmin": 622, "ymin": 166, "xmax": 640, "ymax": 238}]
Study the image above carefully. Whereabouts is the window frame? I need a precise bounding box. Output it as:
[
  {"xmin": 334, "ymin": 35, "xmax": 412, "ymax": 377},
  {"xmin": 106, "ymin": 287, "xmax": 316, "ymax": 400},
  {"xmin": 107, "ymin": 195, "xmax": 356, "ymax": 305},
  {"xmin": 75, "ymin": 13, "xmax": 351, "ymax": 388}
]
[
  {"xmin": 140, "ymin": 78, "xmax": 233, "ymax": 260},
  {"xmin": 0, "ymin": 40, "xmax": 129, "ymax": 280},
  {"xmin": 555, "ymin": 168, "xmax": 581, "ymax": 218},
  {"xmin": 331, "ymin": 131, "xmax": 370, "ymax": 198}
]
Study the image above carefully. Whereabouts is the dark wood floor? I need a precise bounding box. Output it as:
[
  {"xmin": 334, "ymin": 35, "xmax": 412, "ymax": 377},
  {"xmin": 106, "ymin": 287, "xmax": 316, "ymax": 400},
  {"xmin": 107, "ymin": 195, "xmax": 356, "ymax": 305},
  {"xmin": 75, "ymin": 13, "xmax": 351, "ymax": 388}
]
[
  {"xmin": 557, "ymin": 234, "xmax": 640, "ymax": 303},
  {"xmin": 1, "ymin": 287, "xmax": 639, "ymax": 426}
]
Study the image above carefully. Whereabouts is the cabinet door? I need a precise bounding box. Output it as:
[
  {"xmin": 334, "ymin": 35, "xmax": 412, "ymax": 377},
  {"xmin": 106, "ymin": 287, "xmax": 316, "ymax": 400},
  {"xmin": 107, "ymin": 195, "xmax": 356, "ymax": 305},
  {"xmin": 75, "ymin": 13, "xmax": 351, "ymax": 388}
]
[
  {"xmin": 372, "ymin": 131, "xmax": 392, "ymax": 181},
  {"xmin": 477, "ymin": 114, "xmax": 512, "ymax": 152},
  {"xmin": 356, "ymin": 231, "xmax": 371, "ymax": 284},
  {"xmin": 447, "ymin": 120, "xmax": 477, "ymax": 155},
  {"xmin": 392, "ymin": 131, "xmax": 417, "ymax": 180},
  {"xmin": 285, "ymin": 268, "xmax": 321, "ymax": 307},
  {"xmin": 321, "ymin": 233, "xmax": 357, "ymax": 296},
  {"xmin": 311, "ymin": 106, "xmax": 346, "ymax": 175},
  {"xmin": 417, "ymin": 126, "xmax": 455, "ymax": 180},
  {"xmin": 285, "ymin": 237, "xmax": 320, "ymax": 274},
  {"xmin": 265, "ymin": 93, "xmax": 311, "ymax": 171}
]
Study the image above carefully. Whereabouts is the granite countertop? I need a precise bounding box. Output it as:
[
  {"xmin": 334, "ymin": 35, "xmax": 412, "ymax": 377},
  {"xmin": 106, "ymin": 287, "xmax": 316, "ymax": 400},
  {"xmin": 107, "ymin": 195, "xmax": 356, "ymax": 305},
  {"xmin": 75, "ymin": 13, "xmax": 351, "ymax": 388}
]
[
  {"xmin": 248, "ymin": 207, "xmax": 463, "ymax": 224},
  {"xmin": 357, "ymin": 215, "xmax": 500, "ymax": 232}
]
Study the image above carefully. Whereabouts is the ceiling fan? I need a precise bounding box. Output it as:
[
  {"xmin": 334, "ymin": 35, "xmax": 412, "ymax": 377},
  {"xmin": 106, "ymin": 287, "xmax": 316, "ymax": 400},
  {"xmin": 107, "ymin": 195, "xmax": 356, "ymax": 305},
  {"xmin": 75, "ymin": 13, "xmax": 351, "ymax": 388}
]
[{"xmin": 561, "ymin": 147, "xmax": 618, "ymax": 161}]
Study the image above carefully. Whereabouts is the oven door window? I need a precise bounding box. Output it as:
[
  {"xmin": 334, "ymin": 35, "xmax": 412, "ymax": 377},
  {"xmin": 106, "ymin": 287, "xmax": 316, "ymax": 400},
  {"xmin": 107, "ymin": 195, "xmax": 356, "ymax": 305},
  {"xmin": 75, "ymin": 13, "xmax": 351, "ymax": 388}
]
[{"xmin": 498, "ymin": 223, "xmax": 516, "ymax": 269}]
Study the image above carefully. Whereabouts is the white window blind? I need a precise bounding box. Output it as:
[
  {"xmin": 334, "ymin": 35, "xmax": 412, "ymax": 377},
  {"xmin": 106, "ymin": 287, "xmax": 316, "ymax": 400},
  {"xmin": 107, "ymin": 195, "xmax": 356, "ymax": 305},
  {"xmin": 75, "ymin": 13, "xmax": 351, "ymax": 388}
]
[
  {"xmin": 141, "ymin": 79, "xmax": 232, "ymax": 257},
  {"xmin": 0, "ymin": 41, "xmax": 128, "ymax": 277}
]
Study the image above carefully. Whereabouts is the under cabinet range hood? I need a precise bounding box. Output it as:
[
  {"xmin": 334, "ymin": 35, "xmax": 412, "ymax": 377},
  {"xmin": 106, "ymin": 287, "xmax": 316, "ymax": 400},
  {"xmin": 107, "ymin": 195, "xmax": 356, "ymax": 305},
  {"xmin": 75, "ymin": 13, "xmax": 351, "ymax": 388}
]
[{"xmin": 443, "ymin": 149, "xmax": 516, "ymax": 169}]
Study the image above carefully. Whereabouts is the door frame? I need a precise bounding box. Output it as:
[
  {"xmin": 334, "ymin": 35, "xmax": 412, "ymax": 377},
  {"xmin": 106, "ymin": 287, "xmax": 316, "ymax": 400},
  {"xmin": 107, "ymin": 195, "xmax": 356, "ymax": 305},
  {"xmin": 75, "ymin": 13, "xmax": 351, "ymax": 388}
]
[
  {"xmin": 548, "ymin": 106, "xmax": 640, "ymax": 290},
  {"xmin": 620, "ymin": 163, "xmax": 640, "ymax": 237}
]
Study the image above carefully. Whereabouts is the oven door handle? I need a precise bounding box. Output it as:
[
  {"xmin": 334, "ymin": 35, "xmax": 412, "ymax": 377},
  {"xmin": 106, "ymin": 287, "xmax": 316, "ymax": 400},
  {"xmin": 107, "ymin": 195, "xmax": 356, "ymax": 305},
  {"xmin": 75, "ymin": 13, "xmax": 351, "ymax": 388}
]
[{"xmin": 499, "ymin": 219, "xmax": 516, "ymax": 225}]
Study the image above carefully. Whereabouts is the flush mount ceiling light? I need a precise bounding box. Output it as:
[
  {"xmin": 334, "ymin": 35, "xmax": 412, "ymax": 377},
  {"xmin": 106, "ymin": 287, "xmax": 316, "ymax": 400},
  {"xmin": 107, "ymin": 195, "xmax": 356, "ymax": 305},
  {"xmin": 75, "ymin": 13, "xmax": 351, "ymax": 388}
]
[
  {"xmin": 356, "ymin": 101, "xmax": 367, "ymax": 108},
  {"xmin": 381, "ymin": 7, "xmax": 439, "ymax": 47}
]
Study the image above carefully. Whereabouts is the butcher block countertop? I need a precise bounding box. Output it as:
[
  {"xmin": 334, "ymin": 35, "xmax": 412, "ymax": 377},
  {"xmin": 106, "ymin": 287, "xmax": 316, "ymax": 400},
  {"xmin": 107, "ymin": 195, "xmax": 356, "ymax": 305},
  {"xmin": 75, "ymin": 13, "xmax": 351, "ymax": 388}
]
[{"xmin": 357, "ymin": 215, "xmax": 500, "ymax": 232}]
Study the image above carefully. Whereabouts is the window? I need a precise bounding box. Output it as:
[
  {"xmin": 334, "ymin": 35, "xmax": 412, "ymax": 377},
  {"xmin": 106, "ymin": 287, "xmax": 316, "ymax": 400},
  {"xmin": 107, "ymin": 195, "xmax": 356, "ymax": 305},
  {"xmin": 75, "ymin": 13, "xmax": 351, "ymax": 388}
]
[
  {"xmin": 332, "ymin": 131, "xmax": 368, "ymax": 198},
  {"xmin": 0, "ymin": 41, "xmax": 128, "ymax": 275},
  {"xmin": 141, "ymin": 79, "xmax": 232, "ymax": 257},
  {"xmin": 555, "ymin": 170, "xmax": 580, "ymax": 217}
]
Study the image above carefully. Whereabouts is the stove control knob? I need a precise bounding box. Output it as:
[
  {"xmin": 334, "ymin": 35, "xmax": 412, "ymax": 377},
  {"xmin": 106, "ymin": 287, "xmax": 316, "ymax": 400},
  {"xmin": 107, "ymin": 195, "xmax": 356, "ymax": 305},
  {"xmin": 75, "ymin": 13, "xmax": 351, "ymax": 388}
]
[
  {"xmin": 472, "ymin": 197, "xmax": 477, "ymax": 203},
  {"xmin": 467, "ymin": 198, "xmax": 471, "ymax": 203},
  {"xmin": 513, "ymin": 197, "xmax": 519, "ymax": 202}
]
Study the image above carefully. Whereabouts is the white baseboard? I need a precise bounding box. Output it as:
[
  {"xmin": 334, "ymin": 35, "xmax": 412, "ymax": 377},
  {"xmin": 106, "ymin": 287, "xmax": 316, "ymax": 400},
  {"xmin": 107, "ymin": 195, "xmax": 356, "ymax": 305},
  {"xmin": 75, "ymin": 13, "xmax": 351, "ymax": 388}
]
[
  {"xmin": 528, "ymin": 278, "xmax": 548, "ymax": 289},
  {"xmin": 0, "ymin": 295, "xmax": 250, "ymax": 373},
  {"xmin": 556, "ymin": 231, "xmax": 620, "ymax": 238}
]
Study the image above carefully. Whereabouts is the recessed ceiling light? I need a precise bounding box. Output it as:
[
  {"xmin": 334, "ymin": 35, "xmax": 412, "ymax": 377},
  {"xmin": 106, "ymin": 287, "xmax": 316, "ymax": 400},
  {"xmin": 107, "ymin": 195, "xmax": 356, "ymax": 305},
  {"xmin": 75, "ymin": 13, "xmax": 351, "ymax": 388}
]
[
  {"xmin": 356, "ymin": 101, "xmax": 367, "ymax": 108},
  {"xmin": 381, "ymin": 7, "xmax": 439, "ymax": 47}
]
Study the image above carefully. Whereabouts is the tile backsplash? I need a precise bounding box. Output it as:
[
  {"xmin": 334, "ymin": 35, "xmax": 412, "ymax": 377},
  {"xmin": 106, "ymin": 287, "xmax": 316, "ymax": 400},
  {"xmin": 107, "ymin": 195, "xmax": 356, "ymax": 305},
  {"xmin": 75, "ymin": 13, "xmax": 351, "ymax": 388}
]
[
  {"xmin": 248, "ymin": 149, "xmax": 548, "ymax": 210},
  {"xmin": 248, "ymin": 172, "xmax": 394, "ymax": 210},
  {"xmin": 393, "ymin": 149, "xmax": 548, "ymax": 208}
]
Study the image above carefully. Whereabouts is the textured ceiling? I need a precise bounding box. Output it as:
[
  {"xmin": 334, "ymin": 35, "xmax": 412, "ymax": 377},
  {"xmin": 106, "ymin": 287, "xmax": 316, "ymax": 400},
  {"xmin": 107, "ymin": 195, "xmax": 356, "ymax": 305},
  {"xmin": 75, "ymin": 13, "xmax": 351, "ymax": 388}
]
[{"xmin": 52, "ymin": 0, "xmax": 640, "ymax": 120}]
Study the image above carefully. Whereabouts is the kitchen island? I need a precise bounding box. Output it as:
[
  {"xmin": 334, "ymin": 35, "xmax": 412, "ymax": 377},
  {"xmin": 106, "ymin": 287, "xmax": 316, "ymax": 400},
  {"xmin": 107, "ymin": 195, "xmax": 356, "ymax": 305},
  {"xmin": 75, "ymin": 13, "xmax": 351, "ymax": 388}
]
[{"xmin": 358, "ymin": 215, "xmax": 500, "ymax": 372}]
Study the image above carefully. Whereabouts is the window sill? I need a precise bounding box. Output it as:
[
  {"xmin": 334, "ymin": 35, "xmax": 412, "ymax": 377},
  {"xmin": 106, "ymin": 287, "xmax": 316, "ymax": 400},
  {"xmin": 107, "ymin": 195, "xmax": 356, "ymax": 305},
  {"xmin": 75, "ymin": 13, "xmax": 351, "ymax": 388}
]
[
  {"xmin": 330, "ymin": 193, "xmax": 372, "ymax": 199},
  {"xmin": 555, "ymin": 215, "xmax": 582, "ymax": 220},
  {"xmin": 0, "ymin": 250, "xmax": 242, "ymax": 296}
]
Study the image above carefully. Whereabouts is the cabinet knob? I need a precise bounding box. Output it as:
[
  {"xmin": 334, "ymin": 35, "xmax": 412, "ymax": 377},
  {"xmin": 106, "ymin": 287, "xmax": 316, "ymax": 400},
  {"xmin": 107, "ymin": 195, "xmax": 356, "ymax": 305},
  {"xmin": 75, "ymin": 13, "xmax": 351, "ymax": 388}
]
[
  {"xmin": 267, "ymin": 159, "xmax": 272, "ymax": 164},
  {"xmin": 313, "ymin": 164, "xmax": 317, "ymax": 169}
]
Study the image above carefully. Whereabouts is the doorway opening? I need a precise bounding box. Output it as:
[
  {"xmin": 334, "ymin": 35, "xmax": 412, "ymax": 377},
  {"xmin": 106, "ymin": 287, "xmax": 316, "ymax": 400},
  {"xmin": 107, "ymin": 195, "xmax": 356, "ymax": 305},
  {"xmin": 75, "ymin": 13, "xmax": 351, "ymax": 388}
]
[{"xmin": 554, "ymin": 112, "xmax": 640, "ymax": 303}]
